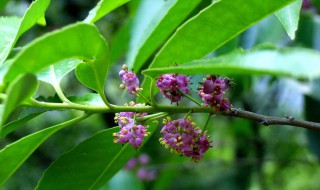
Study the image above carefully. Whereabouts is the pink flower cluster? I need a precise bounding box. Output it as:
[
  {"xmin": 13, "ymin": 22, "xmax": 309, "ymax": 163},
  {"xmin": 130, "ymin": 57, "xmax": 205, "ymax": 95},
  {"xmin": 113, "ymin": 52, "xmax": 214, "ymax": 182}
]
[
  {"xmin": 156, "ymin": 74, "xmax": 190, "ymax": 103},
  {"xmin": 198, "ymin": 75, "xmax": 231, "ymax": 112},
  {"xmin": 159, "ymin": 117, "xmax": 211, "ymax": 162},
  {"xmin": 113, "ymin": 102, "xmax": 148, "ymax": 149},
  {"xmin": 119, "ymin": 64, "xmax": 140, "ymax": 94}
]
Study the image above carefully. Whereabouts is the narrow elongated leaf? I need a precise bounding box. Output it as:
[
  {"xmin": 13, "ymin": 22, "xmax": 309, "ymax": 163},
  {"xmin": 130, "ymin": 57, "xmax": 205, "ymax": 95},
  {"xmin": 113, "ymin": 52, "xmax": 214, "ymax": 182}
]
[
  {"xmin": 4, "ymin": 23, "xmax": 109, "ymax": 95},
  {"xmin": 275, "ymin": 0, "xmax": 302, "ymax": 40},
  {"xmin": 142, "ymin": 46, "xmax": 320, "ymax": 79},
  {"xmin": 1, "ymin": 74, "xmax": 38, "ymax": 126},
  {"xmin": 35, "ymin": 121, "xmax": 158, "ymax": 190},
  {"xmin": 139, "ymin": 0, "xmax": 296, "ymax": 102},
  {"xmin": 127, "ymin": 0, "xmax": 202, "ymax": 71},
  {"xmin": 84, "ymin": 0, "xmax": 130, "ymax": 23},
  {"xmin": 0, "ymin": 107, "xmax": 48, "ymax": 138},
  {"xmin": 149, "ymin": 0, "xmax": 296, "ymax": 69},
  {"xmin": 0, "ymin": 114, "xmax": 90, "ymax": 187},
  {"xmin": 0, "ymin": 0, "xmax": 50, "ymax": 65}
]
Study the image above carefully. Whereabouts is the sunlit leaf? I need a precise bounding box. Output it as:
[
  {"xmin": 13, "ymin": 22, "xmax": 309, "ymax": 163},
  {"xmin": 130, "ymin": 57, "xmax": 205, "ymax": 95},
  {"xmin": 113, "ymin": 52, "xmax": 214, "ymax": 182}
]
[
  {"xmin": 84, "ymin": 0, "xmax": 129, "ymax": 23},
  {"xmin": 142, "ymin": 46, "xmax": 320, "ymax": 79},
  {"xmin": 35, "ymin": 121, "xmax": 158, "ymax": 190},
  {"xmin": 0, "ymin": 0, "xmax": 50, "ymax": 65},
  {"xmin": 275, "ymin": 0, "xmax": 302, "ymax": 39},
  {"xmin": 0, "ymin": 114, "xmax": 90, "ymax": 186},
  {"xmin": 139, "ymin": 0, "xmax": 297, "ymax": 103},
  {"xmin": 127, "ymin": 0, "xmax": 202, "ymax": 71},
  {"xmin": 4, "ymin": 23, "xmax": 109, "ymax": 95}
]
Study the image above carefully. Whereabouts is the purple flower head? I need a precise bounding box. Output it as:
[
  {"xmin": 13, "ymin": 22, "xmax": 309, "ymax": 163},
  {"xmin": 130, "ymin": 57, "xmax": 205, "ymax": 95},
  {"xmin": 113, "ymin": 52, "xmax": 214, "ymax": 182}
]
[
  {"xmin": 113, "ymin": 124, "xmax": 148, "ymax": 149},
  {"xmin": 113, "ymin": 102, "xmax": 149, "ymax": 149},
  {"xmin": 198, "ymin": 75, "xmax": 232, "ymax": 112},
  {"xmin": 159, "ymin": 117, "xmax": 211, "ymax": 162},
  {"xmin": 156, "ymin": 74, "xmax": 190, "ymax": 103},
  {"xmin": 119, "ymin": 64, "xmax": 141, "ymax": 94}
]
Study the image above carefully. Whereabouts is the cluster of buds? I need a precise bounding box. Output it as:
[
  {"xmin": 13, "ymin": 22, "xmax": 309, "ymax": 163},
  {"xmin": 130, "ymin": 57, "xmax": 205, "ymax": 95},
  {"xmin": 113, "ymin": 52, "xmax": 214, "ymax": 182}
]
[
  {"xmin": 125, "ymin": 154, "xmax": 156, "ymax": 181},
  {"xmin": 113, "ymin": 102, "xmax": 149, "ymax": 149},
  {"xmin": 159, "ymin": 116, "xmax": 211, "ymax": 162},
  {"xmin": 156, "ymin": 74, "xmax": 190, "ymax": 103},
  {"xmin": 198, "ymin": 75, "xmax": 232, "ymax": 112},
  {"xmin": 119, "ymin": 64, "xmax": 142, "ymax": 94}
]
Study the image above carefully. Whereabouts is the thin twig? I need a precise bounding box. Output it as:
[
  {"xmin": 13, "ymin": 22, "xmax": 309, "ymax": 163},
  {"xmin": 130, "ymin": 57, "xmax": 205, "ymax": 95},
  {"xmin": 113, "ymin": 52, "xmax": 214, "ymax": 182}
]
[{"xmin": 224, "ymin": 108, "xmax": 320, "ymax": 131}]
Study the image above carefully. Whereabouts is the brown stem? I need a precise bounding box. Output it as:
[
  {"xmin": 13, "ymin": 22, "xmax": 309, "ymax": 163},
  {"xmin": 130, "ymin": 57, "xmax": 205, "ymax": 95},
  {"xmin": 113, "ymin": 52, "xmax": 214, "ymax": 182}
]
[{"xmin": 225, "ymin": 108, "xmax": 320, "ymax": 130}]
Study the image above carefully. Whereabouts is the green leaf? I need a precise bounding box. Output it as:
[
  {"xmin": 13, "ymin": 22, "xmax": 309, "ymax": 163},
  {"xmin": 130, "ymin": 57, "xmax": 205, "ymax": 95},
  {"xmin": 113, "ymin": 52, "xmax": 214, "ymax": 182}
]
[
  {"xmin": 142, "ymin": 46, "xmax": 320, "ymax": 79},
  {"xmin": 0, "ymin": 0, "xmax": 10, "ymax": 12},
  {"xmin": 127, "ymin": 0, "xmax": 202, "ymax": 71},
  {"xmin": 68, "ymin": 93, "xmax": 105, "ymax": 106},
  {"xmin": 139, "ymin": 0, "xmax": 296, "ymax": 102},
  {"xmin": 4, "ymin": 23, "xmax": 109, "ymax": 95},
  {"xmin": 0, "ymin": 107, "xmax": 48, "ymax": 138},
  {"xmin": 0, "ymin": 114, "xmax": 90, "ymax": 187},
  {"xmin": 35, "ymin": 121, "xmax": 158, "ymax": 190},
  {"xmin": 84, "ymin": 0, "xmax": 130, "ymax": 23},
  {"xmin": 36, "ymin": 59, "xmax": 82, "ymax": 84},
  {"xmin": 149, "ymin": 0, "xmax": 296, "ymax": 69},
  {"xmin": 1, "ymin": 74, "xmax": 38, "ymax": 126},
  {"xmin": 0, "ymin": 0, "xmax": 51, "ymax": 65},
  {"xmin": 275, "ymin": 0, "xmax": 302, "ymax": 40}
]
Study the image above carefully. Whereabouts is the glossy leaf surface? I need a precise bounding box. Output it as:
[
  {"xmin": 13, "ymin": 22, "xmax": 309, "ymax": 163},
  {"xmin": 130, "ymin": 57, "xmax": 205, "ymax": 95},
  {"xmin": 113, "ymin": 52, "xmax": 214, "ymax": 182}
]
[
  {"xmin": 0, "ymin": 0, "xmax": 50, "ymax": 65},
  {"xmin": 275, "ymin": 0, "xmax": 302, "ymax": 39},
  {"xmin": 36, "ymin": 121, "xmax": 158, "ymax": 190},
  {"xmin": 143, "ymin": 46, "xmax": 320, "ymax": 79},
  {"xmin": 0, "ymin": 114, "xmax": 89, "ymax": 186}
]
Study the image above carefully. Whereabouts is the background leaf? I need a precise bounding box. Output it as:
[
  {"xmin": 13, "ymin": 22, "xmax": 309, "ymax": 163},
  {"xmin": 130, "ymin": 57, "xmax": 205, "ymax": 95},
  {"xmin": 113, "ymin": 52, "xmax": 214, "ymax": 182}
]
[
  {"xmin": 1, "ymin": 74, "xmax": 38, "ymax": 126},
  {"xmin": 275, "ymin": 0, "xmax": 302, "ymax": 40},
  {"xmin": 127, "ymin": 0, "xmax": 202, "ymax": 71},
  {"xmin": 84, "ymin": 0, "xmax": 130, "ymax": 23},
  {"xmin": 0, "ymin": 0, "xmax": 50, "ymax": 65},
  {"xmin": 35, "ymin": 121, "xmax": 158, "ymax": 190},
  {"xmin": 0, "ymin": 114, "xmax": 90, "ymax": 187},
  {"xmin": 4, "ymin": 23, "xmax": 109, "ymax": 95},
  {"xmin": 0, "ymin": 107, "xmax": 51, "ymax": 138},
  {"xmin": 139, "ymin": 0, "xmax": 296, "ymax": 102},
  {"xmin": 0, "ymin": 0, "xmax": 10, "ymax": 12},
  {"xmin": 142, "ymin": 46, "xmax": 320, "ymax": 79}
]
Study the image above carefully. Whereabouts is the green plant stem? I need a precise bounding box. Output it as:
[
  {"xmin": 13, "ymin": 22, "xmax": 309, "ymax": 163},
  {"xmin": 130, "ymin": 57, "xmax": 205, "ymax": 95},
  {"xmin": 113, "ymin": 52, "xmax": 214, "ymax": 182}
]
[
  {"xmin": 136, "ymin": 91, "xmax": 153, "ymax": 105},
  {"xmin": 149, "ymin": 78, "xmax": 158, "ymax": 106},
  {"xmin": 178, "ymin": 89, "xmax": 201, "ymax": 106},
  {"xmin": 24, "ymin": 99, "xmax": 320, "ymax": 130},
  {"xmin": 200, "ymin": 113, "xmax": 212, "ymax": 136},
  {"xmin": 136, "ymin": 112, "xmax": 168, "ymax": 122}
]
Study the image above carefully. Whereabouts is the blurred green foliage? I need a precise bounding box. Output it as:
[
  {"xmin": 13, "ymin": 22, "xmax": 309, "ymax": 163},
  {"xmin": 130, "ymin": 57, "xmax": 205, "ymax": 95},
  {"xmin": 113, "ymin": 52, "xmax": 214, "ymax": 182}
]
[{"xmin": 1, "ymin": 0, "xmax": 320, "ymax": 190}]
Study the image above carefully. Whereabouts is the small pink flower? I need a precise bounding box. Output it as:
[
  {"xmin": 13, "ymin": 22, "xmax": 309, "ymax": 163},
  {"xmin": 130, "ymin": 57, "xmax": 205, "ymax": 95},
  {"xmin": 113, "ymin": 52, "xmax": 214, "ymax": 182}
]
[
  {"xmin": 159, "ymin": 117, "xmax": 211, "ymax": 162},
  {"xmin": 119, "ymin": 65, "xmax": 140, "ymax": 94},
  {"xmin": 198, "ymin": 75, "xmax": 232, "ymax": 112},
  {"xmin": 156, "ymin": 74, "xmax": 190, "ymax": 103}
]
